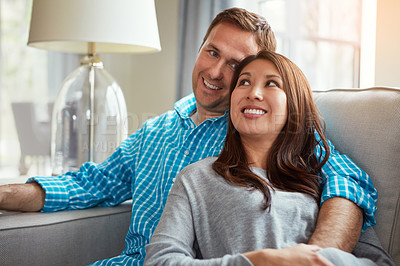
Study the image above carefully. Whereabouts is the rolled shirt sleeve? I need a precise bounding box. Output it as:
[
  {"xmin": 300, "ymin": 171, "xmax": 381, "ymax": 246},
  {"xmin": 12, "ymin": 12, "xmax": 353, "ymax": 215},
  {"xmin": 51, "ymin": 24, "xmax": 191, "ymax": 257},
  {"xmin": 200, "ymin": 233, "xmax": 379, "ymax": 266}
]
[
  {"xmin": 27, "ymin": 129, "xmax": 142, "ymax": 212},
  {"xmin": 318, "ymin": 137, "xmax": 378, "ymax": 230}
]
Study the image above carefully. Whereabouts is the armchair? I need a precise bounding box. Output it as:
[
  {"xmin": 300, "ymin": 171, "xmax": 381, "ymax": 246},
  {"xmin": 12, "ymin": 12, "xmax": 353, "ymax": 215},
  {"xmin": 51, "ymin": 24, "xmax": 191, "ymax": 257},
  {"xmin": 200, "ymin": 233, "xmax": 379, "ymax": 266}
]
[{"xmin": 11, "ymin": 102, "xmax": 52, "ymax": 175}]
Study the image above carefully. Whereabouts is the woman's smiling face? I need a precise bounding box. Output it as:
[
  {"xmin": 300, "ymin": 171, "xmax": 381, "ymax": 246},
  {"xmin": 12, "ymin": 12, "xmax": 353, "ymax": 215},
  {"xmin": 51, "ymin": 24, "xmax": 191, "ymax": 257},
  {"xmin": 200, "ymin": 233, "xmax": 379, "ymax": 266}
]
[{"xmin": 230, "ymin": 58, "xmax": 288, "ymax": 142}]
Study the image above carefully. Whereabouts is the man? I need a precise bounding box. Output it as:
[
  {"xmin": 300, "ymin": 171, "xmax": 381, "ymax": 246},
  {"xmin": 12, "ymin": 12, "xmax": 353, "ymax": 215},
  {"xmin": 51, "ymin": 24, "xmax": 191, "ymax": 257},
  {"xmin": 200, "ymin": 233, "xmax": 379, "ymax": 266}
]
[{"xmin": 0, "ymin": 8, "xmax": 384, "ymax": 266}]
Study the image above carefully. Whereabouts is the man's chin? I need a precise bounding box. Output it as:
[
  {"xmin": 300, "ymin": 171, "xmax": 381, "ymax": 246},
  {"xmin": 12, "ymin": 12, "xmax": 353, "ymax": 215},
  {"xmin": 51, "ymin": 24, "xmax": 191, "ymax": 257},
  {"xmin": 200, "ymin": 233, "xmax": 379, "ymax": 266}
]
[{"xmin": 197, "ymin": 101, "xmax": 228, "ymax": 116}]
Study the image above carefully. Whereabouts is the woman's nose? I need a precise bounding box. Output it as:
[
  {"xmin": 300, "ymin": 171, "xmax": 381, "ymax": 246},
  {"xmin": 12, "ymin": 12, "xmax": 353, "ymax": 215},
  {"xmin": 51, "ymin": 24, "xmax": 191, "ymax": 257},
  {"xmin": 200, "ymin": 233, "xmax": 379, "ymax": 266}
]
[{"xmin": 247, "ymin": 86, "xmax": 263, "ymax": 101}]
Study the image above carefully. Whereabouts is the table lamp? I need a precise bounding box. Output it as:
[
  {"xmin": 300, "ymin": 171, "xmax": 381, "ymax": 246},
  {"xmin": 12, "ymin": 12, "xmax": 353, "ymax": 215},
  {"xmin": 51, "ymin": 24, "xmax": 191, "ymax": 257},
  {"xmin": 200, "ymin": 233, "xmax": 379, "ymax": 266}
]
[{"xmin": 27, "ymin": 0, "xmax": 161, "ymax": 175}]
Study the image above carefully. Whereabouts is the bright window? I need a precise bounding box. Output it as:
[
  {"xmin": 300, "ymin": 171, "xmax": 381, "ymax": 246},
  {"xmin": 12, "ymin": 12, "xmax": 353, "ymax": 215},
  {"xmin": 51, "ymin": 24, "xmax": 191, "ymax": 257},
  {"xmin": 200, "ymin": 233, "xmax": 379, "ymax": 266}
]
[
  {"xmin": 233, "ymin": 0, "xmax": 369, "ymax": 91},
  {"xmin": 0, "ymin": 0, "xmax": 48, "ymax": 174},
  {"xmin": 258, "ymin": 0, "xmax": 362, "ymax": 90}
]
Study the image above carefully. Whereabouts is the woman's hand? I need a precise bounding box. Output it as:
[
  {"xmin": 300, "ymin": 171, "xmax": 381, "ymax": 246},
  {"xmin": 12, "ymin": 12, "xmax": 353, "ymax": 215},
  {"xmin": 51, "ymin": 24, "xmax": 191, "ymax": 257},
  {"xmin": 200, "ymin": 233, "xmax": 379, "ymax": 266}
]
[{"xmin": 243, "ymin": 243, "xmax": 334, "ymax": 266}]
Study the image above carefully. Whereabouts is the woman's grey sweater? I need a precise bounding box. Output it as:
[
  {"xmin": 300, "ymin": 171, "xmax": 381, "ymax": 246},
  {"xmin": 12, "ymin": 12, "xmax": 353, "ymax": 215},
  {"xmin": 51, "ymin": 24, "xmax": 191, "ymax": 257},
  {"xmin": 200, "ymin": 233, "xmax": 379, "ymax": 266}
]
[
  {"xmin": 144, "ymin": 157, "xmax": 374, "ymax": 266},
  {"xmin": 145, "ymin": 157, "xmax": 318, "ymax": 265}
]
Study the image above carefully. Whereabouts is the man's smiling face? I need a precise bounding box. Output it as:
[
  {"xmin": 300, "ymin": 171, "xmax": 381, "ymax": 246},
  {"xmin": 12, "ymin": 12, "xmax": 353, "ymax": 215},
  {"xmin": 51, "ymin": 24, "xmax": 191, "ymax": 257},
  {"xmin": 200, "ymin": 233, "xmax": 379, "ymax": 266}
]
[{"xmin": 192, "ymin": 22, "xmax": 259, "ymax": 118}]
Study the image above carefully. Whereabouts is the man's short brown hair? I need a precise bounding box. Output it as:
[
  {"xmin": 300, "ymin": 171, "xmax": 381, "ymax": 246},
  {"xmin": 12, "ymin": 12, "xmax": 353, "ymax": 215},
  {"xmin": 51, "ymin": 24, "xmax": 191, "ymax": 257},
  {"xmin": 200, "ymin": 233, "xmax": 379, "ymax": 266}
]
[{"xmin": 201, "ymin": 7, "xmax": 276, "ymax": 52}]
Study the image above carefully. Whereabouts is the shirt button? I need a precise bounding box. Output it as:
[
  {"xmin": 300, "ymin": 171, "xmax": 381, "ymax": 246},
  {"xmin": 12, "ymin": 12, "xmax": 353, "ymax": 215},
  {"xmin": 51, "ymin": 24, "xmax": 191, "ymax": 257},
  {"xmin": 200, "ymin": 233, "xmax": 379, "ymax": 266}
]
[
  {"xmin": 184, "ymin": 150, "xmax": 189, "ymax": 156},
  {"xmin": 190, "ymin": 123, "xmax": 195, "ymax": 129},
  {"xmin": 172, "ymin": 178, "xmax": 176, "ymax": 182}
]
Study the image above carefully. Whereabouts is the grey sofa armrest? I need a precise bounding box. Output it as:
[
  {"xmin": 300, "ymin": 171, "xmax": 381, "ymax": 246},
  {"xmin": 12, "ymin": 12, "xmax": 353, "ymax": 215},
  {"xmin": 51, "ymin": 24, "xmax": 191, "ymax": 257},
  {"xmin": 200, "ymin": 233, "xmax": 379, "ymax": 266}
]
[
  {"xmin": 314, "ymin": 87, "xmax": 400, "ymax": 265},
  {"xmin": 0, "ymin": 200, "xmax": 132, "ymax": 266}
]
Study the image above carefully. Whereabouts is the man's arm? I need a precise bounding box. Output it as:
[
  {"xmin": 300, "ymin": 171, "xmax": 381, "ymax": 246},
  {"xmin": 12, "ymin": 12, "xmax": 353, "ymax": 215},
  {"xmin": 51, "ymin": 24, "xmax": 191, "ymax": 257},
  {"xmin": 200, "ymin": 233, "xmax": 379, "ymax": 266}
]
[
  {"xmin": 0, "ymin": 182, "xmax": 45, "ymax": 211},
  {"xmin": 311, "ymin": 136, "xmax": 377, "ymax": 251},
  {"xmin": 308, "ymin": 197, "xmax": 363, "ymax": 252}
]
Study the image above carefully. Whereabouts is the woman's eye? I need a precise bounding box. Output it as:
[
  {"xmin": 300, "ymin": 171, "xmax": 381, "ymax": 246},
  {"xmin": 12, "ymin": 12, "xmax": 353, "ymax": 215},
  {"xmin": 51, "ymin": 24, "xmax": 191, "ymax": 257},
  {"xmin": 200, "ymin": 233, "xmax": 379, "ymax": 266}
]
[
  {"xmin": 238, "ymin": 79, "xmax": 250, "ymax": 86},
  {"xmin": 266, "ymin": 80, "xmax": 279, "ymax": 87}
]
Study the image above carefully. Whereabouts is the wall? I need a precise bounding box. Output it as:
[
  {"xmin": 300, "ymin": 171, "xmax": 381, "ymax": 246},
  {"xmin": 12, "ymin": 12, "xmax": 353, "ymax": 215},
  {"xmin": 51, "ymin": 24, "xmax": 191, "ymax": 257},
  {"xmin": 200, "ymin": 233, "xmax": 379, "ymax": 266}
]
[
  {"xmin": 102, "ymin": 0, "xmax": 180, "ymax": 133},
  {"xmin": 375, "ymin": 0, "xmax": 400, "ymax": 87}
]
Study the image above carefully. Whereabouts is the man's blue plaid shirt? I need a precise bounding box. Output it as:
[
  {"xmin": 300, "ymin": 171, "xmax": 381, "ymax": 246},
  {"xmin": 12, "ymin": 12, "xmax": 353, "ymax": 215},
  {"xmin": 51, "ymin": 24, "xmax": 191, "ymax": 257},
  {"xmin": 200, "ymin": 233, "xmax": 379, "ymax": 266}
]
[{"xmin": 30, "ymin": 94, "xmax": 377, "ymax": 265}]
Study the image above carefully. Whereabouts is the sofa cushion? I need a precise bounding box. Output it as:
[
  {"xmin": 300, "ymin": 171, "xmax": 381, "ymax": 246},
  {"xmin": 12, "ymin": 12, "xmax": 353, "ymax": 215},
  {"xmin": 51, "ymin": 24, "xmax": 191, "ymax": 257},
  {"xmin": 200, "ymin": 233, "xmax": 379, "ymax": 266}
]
[
  {"xmin": 314, "ymin": 87, "xmax": 400, "ymax": 265},
  {"xmin": 0, "ymin": 200, "xmax": 132, "ymax": 265}
]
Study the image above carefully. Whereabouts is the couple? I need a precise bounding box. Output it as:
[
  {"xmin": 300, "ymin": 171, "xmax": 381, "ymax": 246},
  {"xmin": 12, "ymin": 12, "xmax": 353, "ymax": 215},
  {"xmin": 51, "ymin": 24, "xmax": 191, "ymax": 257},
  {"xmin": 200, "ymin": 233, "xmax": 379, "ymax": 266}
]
[
  {"xmin": 0, "ymin": 7, "xmax": 393, "ymax": 265},
  {"xmin": 144, "ymin": 50, "xmax": 376, "ymax": 265}
]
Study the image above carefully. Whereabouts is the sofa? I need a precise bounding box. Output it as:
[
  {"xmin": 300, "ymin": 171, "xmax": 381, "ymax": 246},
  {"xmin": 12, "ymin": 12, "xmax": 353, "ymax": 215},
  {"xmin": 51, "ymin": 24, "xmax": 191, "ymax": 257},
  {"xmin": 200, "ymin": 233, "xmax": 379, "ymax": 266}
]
[
  {"xmin": 313, "ymin": 87, "xmax": 400, "ymax": 265},
  {"xmin": 0, "ymin": 200, "xmax": 132, "ymax": 265},
  {"xmin": 0, "ymin": 87, "xmax": 399, "ymax": 265}
]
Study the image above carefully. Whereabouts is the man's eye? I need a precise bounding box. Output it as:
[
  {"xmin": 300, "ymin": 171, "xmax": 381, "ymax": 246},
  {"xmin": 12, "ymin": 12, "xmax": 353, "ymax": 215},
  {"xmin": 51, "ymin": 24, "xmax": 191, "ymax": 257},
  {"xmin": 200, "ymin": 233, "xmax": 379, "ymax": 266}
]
[
  {"xmin": 209, "ymin": 50, "xmax": 218, "ymax": 57},
  {"xmin": 230, "ymin": 63, "xmax": 238, "ymax": 70}
]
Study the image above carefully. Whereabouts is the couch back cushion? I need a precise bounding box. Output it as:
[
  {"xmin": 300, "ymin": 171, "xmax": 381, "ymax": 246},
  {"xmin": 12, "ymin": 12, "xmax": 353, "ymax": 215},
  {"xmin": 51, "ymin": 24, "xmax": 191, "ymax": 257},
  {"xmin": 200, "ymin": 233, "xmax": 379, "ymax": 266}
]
[{"xmin": 313, "ymin": 87, "xmax": 400, "ymax": 265}]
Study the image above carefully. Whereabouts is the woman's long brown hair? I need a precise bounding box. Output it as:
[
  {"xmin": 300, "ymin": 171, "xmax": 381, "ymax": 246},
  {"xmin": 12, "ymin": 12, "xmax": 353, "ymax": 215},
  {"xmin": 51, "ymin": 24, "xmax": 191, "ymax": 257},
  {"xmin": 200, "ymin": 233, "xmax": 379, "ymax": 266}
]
[{"xmin": 212, "ymin": 51, "xmax": 330, "ymax": 210}]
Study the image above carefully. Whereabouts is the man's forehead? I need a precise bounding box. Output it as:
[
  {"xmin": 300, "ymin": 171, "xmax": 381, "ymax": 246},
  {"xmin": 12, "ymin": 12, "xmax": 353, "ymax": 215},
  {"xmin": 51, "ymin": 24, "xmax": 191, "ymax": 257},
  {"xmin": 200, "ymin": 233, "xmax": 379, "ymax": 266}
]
[{"xmin": 205, "ymin": 23, "xmax": 259, "ymax": 61}]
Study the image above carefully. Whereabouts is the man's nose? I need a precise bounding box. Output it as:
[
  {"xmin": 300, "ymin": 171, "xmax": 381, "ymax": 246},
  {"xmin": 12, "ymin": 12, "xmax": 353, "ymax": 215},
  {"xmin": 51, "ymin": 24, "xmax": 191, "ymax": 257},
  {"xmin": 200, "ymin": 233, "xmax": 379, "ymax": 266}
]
[{"xmin": 208, "ymin": 61, "xmax": 224, "ymax": 80}]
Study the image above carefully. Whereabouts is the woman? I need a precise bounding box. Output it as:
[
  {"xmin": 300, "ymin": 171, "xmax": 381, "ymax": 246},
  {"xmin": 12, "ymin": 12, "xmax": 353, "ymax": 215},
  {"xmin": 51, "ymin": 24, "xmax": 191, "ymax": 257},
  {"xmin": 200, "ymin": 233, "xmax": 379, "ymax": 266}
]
[{"xmin": 144, "ymin": 51, "xmax": 375, "ymax": 266}]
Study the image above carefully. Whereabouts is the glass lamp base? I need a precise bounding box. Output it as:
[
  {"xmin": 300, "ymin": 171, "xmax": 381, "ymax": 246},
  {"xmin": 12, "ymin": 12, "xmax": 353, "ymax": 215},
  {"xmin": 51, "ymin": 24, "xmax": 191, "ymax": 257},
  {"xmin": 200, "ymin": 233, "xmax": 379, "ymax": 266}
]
[{"xmin": 51, "ymin": 55, "xmax": 127, "ymax": 175}]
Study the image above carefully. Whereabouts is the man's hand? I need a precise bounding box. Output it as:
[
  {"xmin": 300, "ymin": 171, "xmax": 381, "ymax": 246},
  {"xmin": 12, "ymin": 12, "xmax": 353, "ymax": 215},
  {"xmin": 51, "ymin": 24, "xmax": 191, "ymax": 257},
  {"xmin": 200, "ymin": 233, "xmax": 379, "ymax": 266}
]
[
  {"xmin": 0, "ymin": 182, "xmax": 45, "ymax": 211},
  {"xmin": 308, "ymin": 197, "xmax": 363, "ymax": 252},
  {"xmin": 243, "ymin": 244, "xmax": 334, "ymax": 266}
]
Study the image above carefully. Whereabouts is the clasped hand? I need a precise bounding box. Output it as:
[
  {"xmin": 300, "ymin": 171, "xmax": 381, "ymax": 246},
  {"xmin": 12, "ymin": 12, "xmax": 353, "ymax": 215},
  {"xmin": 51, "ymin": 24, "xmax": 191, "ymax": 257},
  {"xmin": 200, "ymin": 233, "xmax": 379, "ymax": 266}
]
[{"xmin": 244, "ymin": 243, "xmax": 334, "ymax": 266}]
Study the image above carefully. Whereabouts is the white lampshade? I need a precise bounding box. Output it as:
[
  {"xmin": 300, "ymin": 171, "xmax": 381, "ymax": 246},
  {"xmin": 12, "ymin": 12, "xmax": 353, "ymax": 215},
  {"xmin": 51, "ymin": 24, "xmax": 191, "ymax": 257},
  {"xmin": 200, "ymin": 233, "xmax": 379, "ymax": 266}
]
[{"xmin": 27, "ymin": 0, "xmax": 161, "ymax": 54}]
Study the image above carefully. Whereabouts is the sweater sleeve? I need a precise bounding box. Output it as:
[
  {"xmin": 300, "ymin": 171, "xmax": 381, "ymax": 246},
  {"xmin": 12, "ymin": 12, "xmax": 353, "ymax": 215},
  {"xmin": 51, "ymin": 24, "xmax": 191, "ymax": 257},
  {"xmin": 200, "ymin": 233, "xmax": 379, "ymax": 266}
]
[
  {"xmin": 27, "ymin": 127, "xmax": 144, "ymax": 212},
  {"xmin": 144, "ymin": 175, "xmax": 252, "ymax": 266}
]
